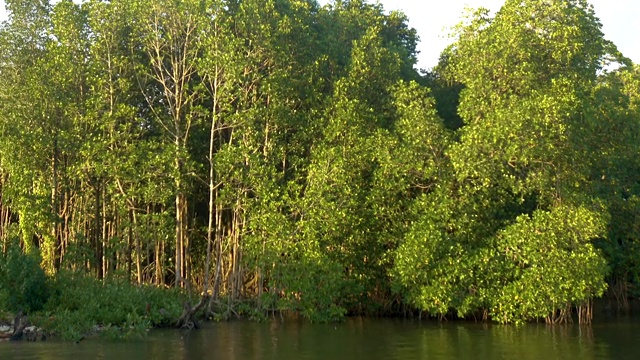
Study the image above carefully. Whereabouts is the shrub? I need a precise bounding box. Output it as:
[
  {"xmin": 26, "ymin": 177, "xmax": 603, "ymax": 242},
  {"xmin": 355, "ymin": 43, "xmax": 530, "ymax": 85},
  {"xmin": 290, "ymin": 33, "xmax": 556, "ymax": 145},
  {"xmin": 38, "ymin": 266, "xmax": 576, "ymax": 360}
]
[
  {"xmin": 0, "ymin": 242, "xmax": 50, "ymax": 313},
  {"xmin": 40, "ymin": 270, "xmax": 188, "ymax": 339}
]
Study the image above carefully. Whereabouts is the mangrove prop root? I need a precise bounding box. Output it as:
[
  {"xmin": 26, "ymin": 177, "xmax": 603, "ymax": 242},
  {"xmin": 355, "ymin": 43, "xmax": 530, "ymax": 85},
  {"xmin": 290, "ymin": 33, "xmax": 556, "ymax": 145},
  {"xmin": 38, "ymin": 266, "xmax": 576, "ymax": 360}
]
[
  {"xmin": 10, "ymin": 311, "xmax": 28, "ymax": 341},
  {"xmin": 176, "ymin": 296, "xmax": 209, "ymax": 329}
]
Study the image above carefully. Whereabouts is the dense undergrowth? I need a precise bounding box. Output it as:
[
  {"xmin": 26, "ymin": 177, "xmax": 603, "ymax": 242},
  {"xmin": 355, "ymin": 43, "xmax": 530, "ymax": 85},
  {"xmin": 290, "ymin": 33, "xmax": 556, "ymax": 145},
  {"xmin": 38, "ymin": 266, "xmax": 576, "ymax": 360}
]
[
  {"xmin": 0, "ymin": 244, "xmax": 188, "ymax": 340},
  {"xmin": 42, "ymin": 273, "xmax": 188, "ymax": 340}
]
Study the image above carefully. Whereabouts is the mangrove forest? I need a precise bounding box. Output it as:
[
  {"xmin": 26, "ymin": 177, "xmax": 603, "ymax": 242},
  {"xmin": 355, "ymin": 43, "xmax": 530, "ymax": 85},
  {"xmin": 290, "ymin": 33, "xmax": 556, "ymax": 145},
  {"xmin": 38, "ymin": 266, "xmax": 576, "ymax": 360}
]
[{"xmin": 1, "ymin": 0, "xmax": 639, "ymax": 337}]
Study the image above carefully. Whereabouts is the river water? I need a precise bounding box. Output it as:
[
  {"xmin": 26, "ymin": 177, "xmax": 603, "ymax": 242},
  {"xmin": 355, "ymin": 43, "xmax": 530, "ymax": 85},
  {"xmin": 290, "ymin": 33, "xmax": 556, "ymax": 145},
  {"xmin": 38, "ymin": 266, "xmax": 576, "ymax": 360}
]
[{"xmin": 1, "ymin": 316, "xmax": 639, "ymax": 359}]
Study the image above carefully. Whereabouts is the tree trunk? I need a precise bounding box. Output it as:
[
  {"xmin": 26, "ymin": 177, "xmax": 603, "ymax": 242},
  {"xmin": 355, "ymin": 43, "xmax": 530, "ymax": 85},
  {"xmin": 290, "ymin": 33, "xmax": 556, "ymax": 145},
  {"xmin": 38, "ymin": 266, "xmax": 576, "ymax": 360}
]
[
  {"xmin": 134, "ymin": 209, "xmax": 142, "ymax": 285},
  {"xmin": 204, "ymin": 69, "xmax": 220, "ymax": 297},
  {"xmin": 175, "ymin": 188, "xmax": 186, "ymax": 288},
  {"xmin": 10, "ymin": 311, "xmax": 28, "ymax": 341},
  {"xmin": 155, "ymin": 215, "xmax": 164, "ymax": 285},
  {"xmin": 207, "ymin": 202, "xmax": 223, "ymax": 314},
  {"xmin": 101, "ymin": 186, "xmax": 108, "ymax": 279},
  {"xmin": 95, "ymin": 182, "xmax": 103, "ymax": 279},
  {"xmin": 127, "ymin": 208, "xmax": 133, "ymax": 282},
  {"xmin": 176, "ymin": 297, "xmax": 207, "ymax": 330}
]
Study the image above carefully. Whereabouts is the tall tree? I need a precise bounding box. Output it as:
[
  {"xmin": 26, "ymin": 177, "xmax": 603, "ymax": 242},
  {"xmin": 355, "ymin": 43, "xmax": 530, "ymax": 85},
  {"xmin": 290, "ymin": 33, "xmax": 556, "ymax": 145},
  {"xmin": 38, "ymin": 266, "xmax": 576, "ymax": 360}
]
[
  {"xmin": 0, "ymin": 0, "xmax": 54, "ymax": 260},
  {"xmin": 393, "ymin": 0, "xmax": 621, "ymax": 323},
  {"xmin": 135, "ymin": 0, "xmax": 204, "ymax": 287}
]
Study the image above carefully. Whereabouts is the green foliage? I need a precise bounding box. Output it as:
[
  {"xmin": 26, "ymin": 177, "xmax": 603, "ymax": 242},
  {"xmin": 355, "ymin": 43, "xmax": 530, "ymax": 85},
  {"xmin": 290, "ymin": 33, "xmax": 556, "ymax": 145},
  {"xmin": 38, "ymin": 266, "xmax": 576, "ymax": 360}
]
[
  {"xmin": 0, "ymin": 242, "xmax": 50, "ymax": 313},
  {"xmin": 272, "ymin": 250, "xmax": 346, "ymax": 323},
  {"xmin": 37, "ymin": 271, "xmax": 187, "ymax": 340},
  {"xmin": 0, "ymin": 0, "xmax": 638, "ymax": 328},
  {"xmin": 392, "ymin": 0, "xmax": 634, "ymax": 324},
  {"xmin": 586, "ymin": 65, "xmax": 640, "ymax": 298},
  {"xmin": 489, "ymin": 205, "xmax": 608, "ymax": 323}
]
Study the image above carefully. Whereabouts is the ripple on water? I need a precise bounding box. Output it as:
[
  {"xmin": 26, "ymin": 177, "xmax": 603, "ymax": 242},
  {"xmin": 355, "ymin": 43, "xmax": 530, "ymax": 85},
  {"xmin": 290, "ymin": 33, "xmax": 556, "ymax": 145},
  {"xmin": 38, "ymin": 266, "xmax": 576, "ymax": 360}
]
[{"xmin": 2, "ymin": 317, "xmax": 640, "ymax": 360}]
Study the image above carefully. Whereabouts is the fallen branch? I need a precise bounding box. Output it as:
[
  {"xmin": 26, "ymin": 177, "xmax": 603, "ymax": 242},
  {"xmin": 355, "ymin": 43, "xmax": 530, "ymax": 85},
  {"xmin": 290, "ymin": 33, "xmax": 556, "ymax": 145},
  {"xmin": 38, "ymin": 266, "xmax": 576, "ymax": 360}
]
[
  {"xmin": 10, "ymin": 311, "xmax": 28, "ymax": 341},
  {"xmin": 175, "ymin": 296, "xmax": 209, "ymax": 330}
]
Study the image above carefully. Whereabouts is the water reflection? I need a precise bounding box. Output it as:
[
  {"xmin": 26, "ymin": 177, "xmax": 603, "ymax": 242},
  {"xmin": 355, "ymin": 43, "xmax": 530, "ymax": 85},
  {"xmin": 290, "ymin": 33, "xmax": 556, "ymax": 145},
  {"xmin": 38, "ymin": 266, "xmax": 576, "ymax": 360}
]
[{"xmin": 2, "ymin": 316, "xmax": 640, "ymax": 360}]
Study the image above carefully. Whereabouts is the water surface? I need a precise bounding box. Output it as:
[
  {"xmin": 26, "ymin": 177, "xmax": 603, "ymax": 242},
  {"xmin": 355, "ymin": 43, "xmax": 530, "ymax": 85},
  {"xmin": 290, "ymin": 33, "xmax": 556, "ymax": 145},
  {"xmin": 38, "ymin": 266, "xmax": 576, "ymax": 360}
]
[{"xmin": 1, "ymin": 317, "xmax": 639, "ymax": 359}]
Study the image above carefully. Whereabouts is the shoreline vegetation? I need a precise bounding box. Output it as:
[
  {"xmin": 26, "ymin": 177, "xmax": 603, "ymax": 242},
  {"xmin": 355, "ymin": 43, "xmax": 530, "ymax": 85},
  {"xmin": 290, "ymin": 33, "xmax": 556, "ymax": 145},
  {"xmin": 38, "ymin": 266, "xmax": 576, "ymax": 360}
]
[{"xmin": 1, "ymin": 0, "xmax": 640, "ymax": 341}]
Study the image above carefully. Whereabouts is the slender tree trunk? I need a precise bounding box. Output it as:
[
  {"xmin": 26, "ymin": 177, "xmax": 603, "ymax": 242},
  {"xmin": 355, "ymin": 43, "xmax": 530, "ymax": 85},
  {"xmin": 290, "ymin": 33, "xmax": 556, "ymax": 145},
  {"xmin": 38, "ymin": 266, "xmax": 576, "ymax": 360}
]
[
  {"xmin": 127, "ymin": 208, "xmax": 133, "ymax": 282},
  {"xmin": 208, "ymin": 202, "xmax": 223, "ymax": 314},
  {"xmin": 155, "ymin": 233, "xmax": 162, "ymax": 285},
  {"xmin": 231, "ymin": 203, "xmax": 242, "ymax": 299},
  {"xmin": 146, "ymin": 205, "xmax": 152, "ymax": 283},
  {"xmin": 155, "ymin": 206, "xmax": 163, "ymax": 285},
  {"xmin": 101, "ymin": 186, "xmax": 108, "ymax": 279},
  {"xmin": 91, "ymin": 183, "xmax": 100, "ymax": 276},
  {"xmin": 47, "ymin": 134, "xmax": 60, "ymax": 273},
  {"xmin": 175, "ymin": 179, "xmax": 189, "ymax": 289},
  {"xmin": 95, "ymin": 183, "xmax": 103, "ymax": 279},
  {"xmin": 0, "ymin": 204, "xmax": 6, "ymax": 253},
  {"xmin": 204, "ymin": 178, "xmax": 214, "ymax": 295},
  {"xmin": 0, "ymin": 207, "xmax": 7, "ymax": 254},
  {"xmin": 175, "ymin": 188, "xmax": 183, "ymax": 288},
  {"xmin": 133, "ymin": 209, "xmax": 142, "ymax": 285},
  {"xmin": 205, "ymin": 67, "xmax": 220, "ymax": 297},
  {"xmin": 59, "ymin": 163, "xmax": 70, "ymax": 271},
  {"xmin": 184, "ymin": 199, "xmax": 190, "ymax": 289},
  {"xmin": 0, "ymin": 179, "xmax": 9, "ymax": 253}
]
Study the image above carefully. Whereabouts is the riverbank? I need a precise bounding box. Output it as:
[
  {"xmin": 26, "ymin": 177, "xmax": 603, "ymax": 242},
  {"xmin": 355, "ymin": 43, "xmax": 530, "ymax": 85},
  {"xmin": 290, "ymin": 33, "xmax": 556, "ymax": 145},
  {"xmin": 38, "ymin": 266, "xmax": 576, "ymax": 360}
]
[
  {"xmin": 0, "ymin": 322, "xmax": 44, "ymax": 341},
  {"xmin": 0, "ymin": 270, "xmax": 193, "ymax": 341},
  {"xmin": 3, "ymin": 295, "xmax": 639, "ymax": 343}
]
